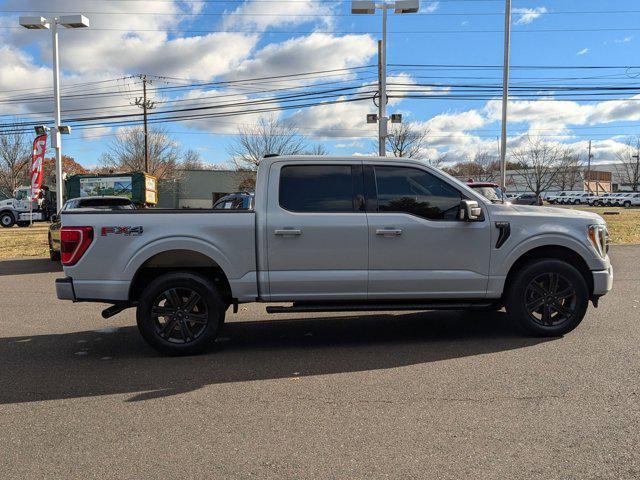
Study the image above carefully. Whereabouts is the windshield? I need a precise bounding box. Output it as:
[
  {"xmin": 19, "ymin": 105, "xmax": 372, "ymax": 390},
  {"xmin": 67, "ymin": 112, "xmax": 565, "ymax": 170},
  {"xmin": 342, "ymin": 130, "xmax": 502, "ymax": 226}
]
[{"xmin": 472, "ymin": 186, "xmax": 504, "ymax": 203}]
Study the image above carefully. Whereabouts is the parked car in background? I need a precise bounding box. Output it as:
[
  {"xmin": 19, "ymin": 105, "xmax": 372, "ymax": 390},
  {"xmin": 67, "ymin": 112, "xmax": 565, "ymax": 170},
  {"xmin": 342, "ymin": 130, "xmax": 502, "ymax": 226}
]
[
  {"xmin": 212, "ymin": 192, "xmax": 255, "ymax": 210},
  {"xmin": 467, "ymin": 182, "xmax": 507, "ymax": 203},
  {"xmin": 547, "ymin": 191, "xmax": 583, "ymax": 204},
  {"xmin": 49, "ymin": 196, "xmax": 136, "ymax": 261},
  {"xmin": 567, "ymin": 192, "xmax": 596, "ymax": 205},
  {"xmin": 603, "ymin": 193, "xmax": 628, "ymax": 206},
  {"xmin": 612, "ymin": 193, "xmax": 640, "ymax": 207},
  {"xmin": 513, "ymin": 193, "xmax": 543, "ymax": 206},
  {"xmin": 545, "ymin": 192, "xmax": 565, "ymax": 204},
  {"xmin": 590, "ymin": 193, "xmax": 614, "ymax": 206}
]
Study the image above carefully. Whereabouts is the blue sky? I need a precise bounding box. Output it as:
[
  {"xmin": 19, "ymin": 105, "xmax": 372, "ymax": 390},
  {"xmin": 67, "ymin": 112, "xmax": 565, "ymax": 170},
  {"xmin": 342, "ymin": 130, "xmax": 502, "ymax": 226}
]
[{"xmin": 1, "ymin": 0, "xmax": 639, "ymax": 168}]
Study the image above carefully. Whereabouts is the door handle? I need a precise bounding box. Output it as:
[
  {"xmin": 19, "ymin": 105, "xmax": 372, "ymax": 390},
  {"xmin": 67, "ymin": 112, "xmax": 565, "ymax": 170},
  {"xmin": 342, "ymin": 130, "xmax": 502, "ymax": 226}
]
[
  {"xmin": 274, "ymin": 228, "xmax": 302, "ymax": 236},
  {"xmin": 376, "ymin": 228, "xmax": 402, "ymax": 237}
]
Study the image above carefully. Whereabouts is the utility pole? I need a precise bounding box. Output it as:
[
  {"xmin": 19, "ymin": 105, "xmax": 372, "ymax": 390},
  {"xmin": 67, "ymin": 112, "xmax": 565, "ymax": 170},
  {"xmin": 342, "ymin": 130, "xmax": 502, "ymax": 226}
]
[
  {"xmin": 499, "ymin": 0, "xmax": 512, "ymax": 189},
  {"xmin": 134, "ymin": 75, "xmax": 155, "ymax": 173}
]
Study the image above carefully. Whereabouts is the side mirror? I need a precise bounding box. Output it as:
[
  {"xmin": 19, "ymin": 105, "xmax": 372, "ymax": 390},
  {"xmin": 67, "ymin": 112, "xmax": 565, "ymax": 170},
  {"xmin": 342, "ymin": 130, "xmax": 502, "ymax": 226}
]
[{"xmin": 459, "ymin": 199, "xmax": 482, "ymax": 222}]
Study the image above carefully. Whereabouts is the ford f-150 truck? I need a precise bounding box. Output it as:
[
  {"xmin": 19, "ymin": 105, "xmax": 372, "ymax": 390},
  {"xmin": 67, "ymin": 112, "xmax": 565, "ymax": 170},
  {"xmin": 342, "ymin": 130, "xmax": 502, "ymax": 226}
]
[{"xmin": 56, "ymin": 156, "xmax": 613, "ymax": 355}]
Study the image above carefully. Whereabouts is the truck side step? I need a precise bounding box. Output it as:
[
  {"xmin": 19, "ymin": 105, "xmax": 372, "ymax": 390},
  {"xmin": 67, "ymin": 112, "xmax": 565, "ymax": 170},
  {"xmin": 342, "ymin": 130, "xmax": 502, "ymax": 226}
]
[{"xmin": 266, "ymin": 301, "xmax": 495, "ymax": 314}]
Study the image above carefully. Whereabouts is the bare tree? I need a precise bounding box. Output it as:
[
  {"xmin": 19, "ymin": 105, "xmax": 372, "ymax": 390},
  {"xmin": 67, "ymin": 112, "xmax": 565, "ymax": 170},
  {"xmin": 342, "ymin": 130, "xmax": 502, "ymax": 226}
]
[
  {"xmin": 556, "ymin": 150, "xmax": 583, "ymax": 191},
  {"xmin": 99, "ymin": 126, "xmax": 181, "ymax": 180},
  {"xmin": 510, "ymin": 136, "xmax": 565, "ymax": 196},
  {"xmin": 385, "ymin": 123, "xmax": 429, "ymax": 158},
  {"xmin": 227, "ymin": 116, "xmax": 309, "ymax": 170},
  {"xmin": 472, "ymin": 151, "xmax": 499, "ymax": 182},
  {"xmin": 0, "ymin": 128, "xmax": 31, "ymax": 197},
  {"xmin": 304, "ymin": 144, "xmax": 328, "ymax": 156},
  {"xmin": 614, "ymin": 136, "xmax": 640, "ymax": 191},
  {"xmin": 181, "ymin": 149, "xmax": 209, "ymax": 170},
  {"xmin": 447, "ymin": 151, "xmax": 498, "ymax": 182}
]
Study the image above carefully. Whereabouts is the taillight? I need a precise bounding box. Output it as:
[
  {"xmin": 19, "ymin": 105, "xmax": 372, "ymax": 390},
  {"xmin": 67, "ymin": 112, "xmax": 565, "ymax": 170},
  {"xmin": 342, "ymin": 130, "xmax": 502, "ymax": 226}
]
[{"xmin": 60, "ymin": 226, "xmax": 94, "ymax": 266}]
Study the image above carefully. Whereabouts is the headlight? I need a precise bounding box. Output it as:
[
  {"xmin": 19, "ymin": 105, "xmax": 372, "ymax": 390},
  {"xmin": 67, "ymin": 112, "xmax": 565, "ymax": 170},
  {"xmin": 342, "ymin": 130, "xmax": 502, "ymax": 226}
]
[{"xmin": 588, "ymin": 224, "xmax": 609, "ymax": 257}]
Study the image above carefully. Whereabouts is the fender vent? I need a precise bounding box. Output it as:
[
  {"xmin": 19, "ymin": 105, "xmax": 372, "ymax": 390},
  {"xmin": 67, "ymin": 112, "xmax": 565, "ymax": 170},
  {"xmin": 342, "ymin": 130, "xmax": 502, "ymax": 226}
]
[{"xmin": 495, "ymin": 221, "xmax": 511, "ymax": 249}]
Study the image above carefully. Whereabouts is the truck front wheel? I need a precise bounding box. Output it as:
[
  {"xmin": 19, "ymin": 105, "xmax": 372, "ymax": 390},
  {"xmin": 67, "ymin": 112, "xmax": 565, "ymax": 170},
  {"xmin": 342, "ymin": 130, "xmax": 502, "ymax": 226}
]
[
  {"xmin": 505, "ymin": 259, "xmax": 589, "ymax": 337},
  {"xmin": 136, "ymin": 272, "xmax": 225, "ymax": 356},
  {"xmin": 0, "ymin": 212, "xmax": 15, "ymax": 228}
]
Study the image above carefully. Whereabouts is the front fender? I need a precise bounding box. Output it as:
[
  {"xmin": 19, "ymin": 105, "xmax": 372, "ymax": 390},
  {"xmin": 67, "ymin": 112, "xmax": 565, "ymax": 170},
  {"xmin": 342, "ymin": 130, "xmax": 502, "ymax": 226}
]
[{"xmin": 495, "ymin": 232, "xmax": 604, "ymax": 277}]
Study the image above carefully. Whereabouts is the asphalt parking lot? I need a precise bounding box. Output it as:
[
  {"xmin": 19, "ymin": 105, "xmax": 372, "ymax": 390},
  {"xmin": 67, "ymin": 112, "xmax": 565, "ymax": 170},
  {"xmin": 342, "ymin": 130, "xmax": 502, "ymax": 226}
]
[{"xmin": 1, "ymin": 246, "xmax": 638, "ymax": 479}]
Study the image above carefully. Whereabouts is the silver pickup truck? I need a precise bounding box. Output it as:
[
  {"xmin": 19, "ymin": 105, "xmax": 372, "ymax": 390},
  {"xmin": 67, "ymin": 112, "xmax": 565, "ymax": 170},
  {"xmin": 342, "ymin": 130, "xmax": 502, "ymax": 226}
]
[{"xmin": 56, "ymin": 155, "xmax": 613, "ymax": 355}]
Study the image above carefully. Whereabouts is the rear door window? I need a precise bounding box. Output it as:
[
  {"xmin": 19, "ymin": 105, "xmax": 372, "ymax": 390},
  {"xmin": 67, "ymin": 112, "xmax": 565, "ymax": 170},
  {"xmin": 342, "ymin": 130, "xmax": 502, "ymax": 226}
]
[{"xmin": 279, "ymin": 165, "xmax": 355, "ymax": 212}]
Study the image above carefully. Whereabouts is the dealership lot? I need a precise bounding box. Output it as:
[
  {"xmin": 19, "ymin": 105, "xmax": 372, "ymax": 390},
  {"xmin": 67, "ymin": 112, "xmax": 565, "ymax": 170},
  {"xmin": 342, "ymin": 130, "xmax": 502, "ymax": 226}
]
[{"xmin": 0, "ymin": 247, "xmax": 638, "ymax": 479}]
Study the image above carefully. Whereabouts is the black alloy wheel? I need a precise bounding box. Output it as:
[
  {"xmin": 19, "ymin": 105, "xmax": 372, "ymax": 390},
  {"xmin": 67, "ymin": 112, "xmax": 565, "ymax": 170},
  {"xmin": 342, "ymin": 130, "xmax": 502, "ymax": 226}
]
[
  {"xmin": 505, "ymin": 259, "xmax": 589, "ymax": 337},
  {"xmin": 136, "ymin": 272, "xmax": 225, "ymax": 355},
  {"xmin": 151, "ymin": 287, "xmax": 209, "ymax": 344},
  {"xmin": 523, "ymin": 272, "xmax": 577, "ymax": 327}
]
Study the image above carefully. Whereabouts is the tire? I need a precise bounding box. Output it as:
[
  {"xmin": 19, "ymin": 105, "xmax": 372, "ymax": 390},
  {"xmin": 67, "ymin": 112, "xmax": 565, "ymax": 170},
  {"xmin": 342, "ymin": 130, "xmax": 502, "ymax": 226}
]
[
  {"xmin": 574, "ymin": 199, "xmax": 581, "ymax": 205},
  {"xmin": 0, "ymin": 212, "xmax": 15, "ymax": 228},
  {"xmin": 48, "ymin": 235, "xmax": 60, "ymax": 261},
  {"xmin": 505, "ymin": 259, "xmax": 589, "ymax": 337},
  {"xmin": 623, "ymin": 201, "xmax": 631, "ymax": 208},
  {"xmin": 136, "ymin": 272, "xmax": 225, "ymax": 356}
]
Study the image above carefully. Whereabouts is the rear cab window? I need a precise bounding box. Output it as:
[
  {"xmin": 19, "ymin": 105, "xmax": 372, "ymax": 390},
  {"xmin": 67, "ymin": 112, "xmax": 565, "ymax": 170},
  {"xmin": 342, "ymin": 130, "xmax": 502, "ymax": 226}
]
[{"xmin": 279, "ymin": 165, "xmax": 357, "ymax": 212}]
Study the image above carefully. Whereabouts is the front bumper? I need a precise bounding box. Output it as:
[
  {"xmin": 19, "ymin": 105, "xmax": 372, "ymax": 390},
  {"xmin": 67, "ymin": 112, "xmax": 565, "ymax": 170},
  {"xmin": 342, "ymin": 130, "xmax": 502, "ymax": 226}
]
[
  {"xmin": 56, "ymin": 277, "xmax": 76, "ymax": 301},
  {"xmin": 592, "ymin": 264, "xmax": 613, "ymax": 296}
]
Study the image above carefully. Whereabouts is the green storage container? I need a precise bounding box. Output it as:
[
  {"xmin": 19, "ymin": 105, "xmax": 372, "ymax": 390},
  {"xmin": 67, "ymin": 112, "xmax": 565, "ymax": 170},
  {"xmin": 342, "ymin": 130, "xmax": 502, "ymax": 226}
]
[{"xmin": 65, "ymin": 172, "xmax": 158, "ymax": 205}]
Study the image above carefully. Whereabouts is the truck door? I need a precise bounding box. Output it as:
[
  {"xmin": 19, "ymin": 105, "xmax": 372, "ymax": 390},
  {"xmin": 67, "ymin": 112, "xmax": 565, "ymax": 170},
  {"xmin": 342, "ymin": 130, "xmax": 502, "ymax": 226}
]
[
  {"xmin": 265, "ymin": 161, "xmax": 368, "ymax": 301},
  {"xmin": 364, "ymin": 163, "xmax": 491, "ymax": 299}
]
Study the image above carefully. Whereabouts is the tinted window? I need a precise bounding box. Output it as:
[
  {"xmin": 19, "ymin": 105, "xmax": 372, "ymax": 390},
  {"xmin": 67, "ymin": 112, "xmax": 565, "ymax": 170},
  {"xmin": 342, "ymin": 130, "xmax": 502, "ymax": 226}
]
[
  {"xmin": 76, "ymin": 198, "xmax": 134, "ymax": 209},
  {"xmin": 373, "ymin": 166, "xmax": 462, "ymax": 220},
  {"xmin": 280, "ymin": 165, "xmax": 354, "ymax": 212}
]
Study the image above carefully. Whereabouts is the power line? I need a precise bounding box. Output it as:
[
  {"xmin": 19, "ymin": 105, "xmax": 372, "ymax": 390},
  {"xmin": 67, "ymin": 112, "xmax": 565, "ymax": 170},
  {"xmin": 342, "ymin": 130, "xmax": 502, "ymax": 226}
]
[{"xmin": 3, "ymin": 26, "xmax": 640, "ymax": 34}]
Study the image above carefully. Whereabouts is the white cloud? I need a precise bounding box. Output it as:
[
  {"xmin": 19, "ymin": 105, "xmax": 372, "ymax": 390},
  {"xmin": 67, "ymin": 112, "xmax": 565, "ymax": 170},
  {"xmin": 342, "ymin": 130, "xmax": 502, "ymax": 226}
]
[
  {"xmin": 615, "ymin": 36, "xmax": 633, "ymax": 44},
  {"xmin": 513, "ymin": 7, "xmax": 547, "ymax": 25},
  {"xmin": 229, "ymin": 33, "xmax": 377, "ymax": 82},
  {"xmin": 223, "ymin": 0, "xmax": 335, "ymax": 29},
  {"xmin": 577, "ymin": 48, "xmax": 589, "ymax": 56},
  {"xmin": 420, "ymin": 1, "xmax": 440, "ymax": 14}
]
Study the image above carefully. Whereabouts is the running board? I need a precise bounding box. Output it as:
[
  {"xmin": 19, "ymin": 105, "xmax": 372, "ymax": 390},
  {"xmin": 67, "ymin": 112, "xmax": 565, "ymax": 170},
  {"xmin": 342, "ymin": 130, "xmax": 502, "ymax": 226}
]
[{"xmin": 266, "ymin": 301, "xmax": 495, "ymax": 314}]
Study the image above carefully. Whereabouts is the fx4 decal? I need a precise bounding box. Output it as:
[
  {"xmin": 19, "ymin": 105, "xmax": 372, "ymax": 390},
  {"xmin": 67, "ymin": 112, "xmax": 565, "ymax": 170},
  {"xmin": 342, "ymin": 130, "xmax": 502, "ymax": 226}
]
[{"xmin": 101, "ymin": 226, "xmax": 144, "ymax": 236}]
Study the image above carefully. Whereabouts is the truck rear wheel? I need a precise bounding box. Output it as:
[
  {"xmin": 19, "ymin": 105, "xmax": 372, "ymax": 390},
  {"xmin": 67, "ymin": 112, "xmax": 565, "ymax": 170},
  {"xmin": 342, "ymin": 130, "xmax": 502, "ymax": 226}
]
[
  {"xmin": 505, "ymin": 259, "xmax": 589, "ymax": 337},
  {"xmin": 136, "ymin": 272, "xmax": 225, "ymax": 356},
  {"xmin": 0, "ymin": 212, "xmax": 15, "ymax": 228}
]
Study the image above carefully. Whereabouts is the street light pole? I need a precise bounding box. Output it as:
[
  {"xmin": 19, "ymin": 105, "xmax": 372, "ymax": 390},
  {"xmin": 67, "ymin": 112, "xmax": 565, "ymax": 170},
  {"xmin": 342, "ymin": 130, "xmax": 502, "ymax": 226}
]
[
  {"xmin": 352, "ymin": 1, "xmax": 418, "ymax": 157},
  {"xmin": 499, "ymin": 0, "xmax": 512, "ymax": 189},
  {"xmin": 379, "ymin": 7, "xmax": 388, "ymax": 156},
  {"xmin": 19, "ymin": 14, "xmax": 89, "ymax": 213},
  {"xmin": 51, "ymin": 18, "xmax": 64, "ymax": 213}
]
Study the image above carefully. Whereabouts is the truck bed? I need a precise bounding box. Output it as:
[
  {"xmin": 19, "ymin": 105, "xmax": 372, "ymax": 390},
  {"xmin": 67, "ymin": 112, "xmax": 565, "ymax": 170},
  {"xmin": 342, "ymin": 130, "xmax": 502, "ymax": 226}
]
[{"xmin": 61, "ymin": 209, "xmax": 257, "ymax": 302}]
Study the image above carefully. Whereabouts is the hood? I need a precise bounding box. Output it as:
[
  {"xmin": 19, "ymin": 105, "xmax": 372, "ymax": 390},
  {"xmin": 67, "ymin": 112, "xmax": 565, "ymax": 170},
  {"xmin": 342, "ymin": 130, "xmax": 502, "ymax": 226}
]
[{"xmin": 488, "ymin": 203, "xmax": 605, "ymax": 224}]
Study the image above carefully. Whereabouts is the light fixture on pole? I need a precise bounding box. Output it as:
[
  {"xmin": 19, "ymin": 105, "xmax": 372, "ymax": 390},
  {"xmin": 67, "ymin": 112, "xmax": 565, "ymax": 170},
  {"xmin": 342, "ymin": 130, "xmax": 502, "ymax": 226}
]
[
  {"xmin": 352, "ymin": 0, "xmax": 419, "ymax": 157},
  {"xmin": 20, "ymin": 14, "xmax": 90, "ymax": 213}
]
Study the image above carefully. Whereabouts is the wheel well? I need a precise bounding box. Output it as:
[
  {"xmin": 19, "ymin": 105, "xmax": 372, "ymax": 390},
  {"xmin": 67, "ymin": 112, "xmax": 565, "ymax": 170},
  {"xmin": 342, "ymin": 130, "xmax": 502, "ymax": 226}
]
[
  {"xmin": 504, "ymin": 245, "xmax": 594, "ymax": 297},
  {"xmin": 129, "ymin": 249, "xmax": 233, "ymax": 304}
]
